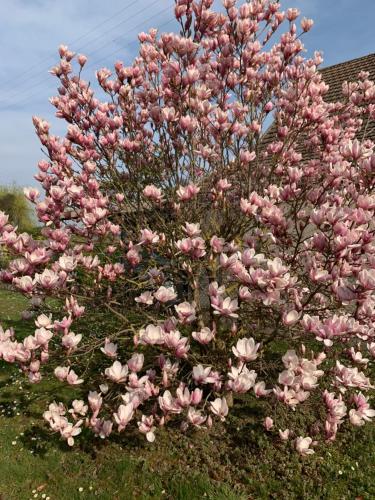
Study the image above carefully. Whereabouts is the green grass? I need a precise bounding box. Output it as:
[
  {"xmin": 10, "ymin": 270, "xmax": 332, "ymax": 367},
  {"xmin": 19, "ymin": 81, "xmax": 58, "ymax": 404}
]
[
  {"xmin": 0, "ymin": 289, "xmax": 242, "ymax": 499},
  {"xmin": 0, "ymin": 288, "xmax": 375, "ymax": 499},
  {"xmin": 0, "ymin": 287, "xmax": 29, "ymax": 321}
]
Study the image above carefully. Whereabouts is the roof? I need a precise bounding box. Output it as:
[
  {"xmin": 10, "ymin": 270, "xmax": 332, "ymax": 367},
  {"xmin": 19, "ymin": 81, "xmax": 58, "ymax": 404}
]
[
  {"xmin": 319, "ymin": 53, "xmax": 375, "ymax": 104},
  {"xmin": 261, "ymin": 53, "xmax": 375, "ymax": 154}
]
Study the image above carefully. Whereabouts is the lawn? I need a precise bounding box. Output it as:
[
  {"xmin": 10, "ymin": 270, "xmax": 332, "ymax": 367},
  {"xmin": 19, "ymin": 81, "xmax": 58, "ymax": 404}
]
[{"xmin": 0, "ymin": 288, "xmax": 374, "ymax": 499}]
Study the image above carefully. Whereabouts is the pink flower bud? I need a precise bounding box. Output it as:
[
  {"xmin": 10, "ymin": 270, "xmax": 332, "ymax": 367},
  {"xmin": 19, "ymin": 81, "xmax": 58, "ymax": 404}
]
[
  {"xmin": 78, "ymin": 54, "xmax": 87, "ymax": 67},
  {"xmin": 264, "ymin": 417, "xmax": 274, "ymax": 431}
]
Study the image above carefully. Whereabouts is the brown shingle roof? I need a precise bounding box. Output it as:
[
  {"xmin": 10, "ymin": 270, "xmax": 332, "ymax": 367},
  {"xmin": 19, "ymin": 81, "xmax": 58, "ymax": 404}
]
[
  {"xmin": 320, "ymin": 53, "xmax": 375, "ymax": 105},
  {"xmin": 261, "ymin": 53, "xmax": 375, "ymax": 152},
  {"xmin": 321, "ymin": 53, "xmax": 375, "ymax": 145}
]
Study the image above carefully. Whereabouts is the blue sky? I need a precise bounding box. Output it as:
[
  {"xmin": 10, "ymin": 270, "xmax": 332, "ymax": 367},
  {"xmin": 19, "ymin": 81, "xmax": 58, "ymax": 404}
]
[{"xmin": 0, "ymin": 0, "xmax": 374, "ymax": 187}]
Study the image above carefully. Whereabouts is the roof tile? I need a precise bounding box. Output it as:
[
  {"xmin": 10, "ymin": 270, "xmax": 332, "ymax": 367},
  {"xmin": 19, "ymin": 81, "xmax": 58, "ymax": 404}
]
[{"xmin": 261, "ymin": 53, "xmax": 375, "ymax": 153}]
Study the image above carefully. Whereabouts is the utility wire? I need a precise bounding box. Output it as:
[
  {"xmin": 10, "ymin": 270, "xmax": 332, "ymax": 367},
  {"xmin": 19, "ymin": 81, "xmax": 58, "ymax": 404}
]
[
  {"xmin": 0, "ymin": 0, "xmax": 140, "ymax": 90},
  {"xmin": 0, "ymin": 14, "xmax": 176, "ymax": 111},
  {"xmin": 0, "ymin": 0, "xmax": 153, "ymax": 98},
  {"xmin": 84, "ymin": 4, "xmax": 173, "ymax": 68},
  {"xmin": 1, "ymin": 0, "xmax": 167, "ymax": 100}
]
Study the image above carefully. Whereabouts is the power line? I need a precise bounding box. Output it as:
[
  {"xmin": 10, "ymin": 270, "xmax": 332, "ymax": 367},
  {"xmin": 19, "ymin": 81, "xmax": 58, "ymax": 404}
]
[
  {"xmin": 2, "ymin": 6, "xmax": 175, "ymax": 108},
  {"xmin": 0, "ymin": 14, "xmax": 177, "ymax": 111},
  {"xmin": 1, "ymin": 0, "xmax": 166, "ymax": 101},
  {"xmin": 0, "ymin": 0, "xmax": 140, "ymax": 91},
  {"xmin": 0, "ymin": 0, "xmax": 162, "ymax": 107},
  {"xmin": 84, "ymin": 4, "xmax": 173, "ymax": 67}
]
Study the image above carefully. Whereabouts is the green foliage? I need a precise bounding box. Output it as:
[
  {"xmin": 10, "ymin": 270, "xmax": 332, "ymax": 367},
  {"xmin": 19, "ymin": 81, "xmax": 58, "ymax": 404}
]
[{"xmin": 0, "ymin": 185, "xmax": 35, "ymax": 232}]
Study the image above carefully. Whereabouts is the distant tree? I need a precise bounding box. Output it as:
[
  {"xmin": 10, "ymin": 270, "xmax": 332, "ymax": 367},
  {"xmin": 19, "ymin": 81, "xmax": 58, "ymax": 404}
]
[{"xmin": 0, "ymin": 185, "xmax": 35, "ymax": 231}]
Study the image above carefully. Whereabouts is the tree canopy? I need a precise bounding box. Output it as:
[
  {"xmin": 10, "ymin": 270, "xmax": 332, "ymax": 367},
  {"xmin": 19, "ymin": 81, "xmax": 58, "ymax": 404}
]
[{"xmin": 0, "ymin": 185, "xmax": 35, "ymax": 232}]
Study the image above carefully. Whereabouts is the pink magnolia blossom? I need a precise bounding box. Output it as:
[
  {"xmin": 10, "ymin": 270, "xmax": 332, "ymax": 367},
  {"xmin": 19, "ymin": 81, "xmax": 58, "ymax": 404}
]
[
  {"xmin": 65, "ymin": 296, "xmax": 85, "ymax": 318},
  {"xmin": 282, "ymin": 310, "xmax": 300, "ymax": 326},
  {"xmin": 105, "ymin": 361, "xmax": 128, "ymax": 383},
  {"xmin": 100, "ymin": 338, "xmax": 118, "ymax": 358},
  {"xmin": 174, "ymin": 302, "xmax": 196, "ymax": 324},
  {"xmin": 99, "ymin": 384, "xmax": 109, "ymax": 395},
  {"xmin": 0, "ymin": 211, "xmax": 9, "ymax": 229},
  {"xmin": 135, "ymin": 291, "xmax": 154, "ymax": 305},
  {"xmin": 35, "ymin": 314, "xmax": 53, "ymax": 329},
  {"xmin": 335, "ymin": 362, "xmax": 373, "ymax": 391},
  {"xmin": 301, "ymin": 17, "xmax": 314, "ymax": 32},
  {"xmin": 138, "ymin": 325, "xmax": 164, "ymax": 345},
  {"xmin": 232, "ymin": 338, "xmax": 260, "ymax": 362},
  {"xmin": 69, "ymin": 400, "xmax": 88, "ymax": 417},
  {"xmin": 191, "ymin": 388, "xmax": 203, "ymax": 406},
  {"xmin": 61, "ymin": 331, "xmax": 82, "ymax": 351},
  {"xmin": 127, "ymin": 353, "xmax": 144, "ymax": 372},
  {"xmin": 182, "ymin": 222, "xmax": 201, "ymax": 237},
  {"xmin": 212, "ymin": 297, "xmax": 239, "ymax": 318},
  {"xmin": 187, "ymin": 407, "xmax": 207, "ymax": 427},
  {"xmin": 164, "ymin": 330, "xmax": 190, "ymax": 358},
  {"xmin": 139, "ymin": 228, "xmax": 160, "ymax": 245},
  {"xmin": 93, "ymin": 419, "xmax": 113, "ymax": 439},
  {"xmin": 176, "ymin": 385, "xmax": 191, "ymax": 408},
  {"xmin": 143, "ymin": 185, "xmax": 164, "ymax": 204},
  {"xmin": 295, "ymin": 436, "xmax": 315, "ymax": 456},
  {"xmin": 13, "ymin": 276, "xmax": 34, "ymax": 293},
  {"xmin": 264, "ymin": 417, "xmax": 274, "ymax": 431},
  {"xmin": 58, "ymin": 255, "xmax": 76, "ymax": 272},
  {"xmin": 138, "ymin": 415, "xmax": 156, "ymax": 442},
  {"xmin": 358, "ymin": 269, "xmax": 375, "ymax": 290},
  {"xmin": 349, "ymin": 393, "xmax": 375, "ymax": 426},
  {"xmin": 159, "ymin": 390, "xmax": 183, "ymax": 414},
  {"xmin": 54, "ymin": 366, "xmax": 69, "ymax": 382},
  {"xmin": 227, "ymin": 364, "xmax": 257, "ymax": 393},
  {"xmin": 66, "ymin": 369, "xmax": 84, "ymax": 385},
  {"xmin": 279, "ymin": 429, "xmax": 290, "ymax": 441},
  {"xmin": 34, "ymin": 327, "xmax": 53, "ymax": 346},
  {"xmin": 210, "ymin": 235, "xmax": 225, "ymax": 253},
  {"xmin": 210, "ymin": 397, "xmax": 229, "ymax": 421},
  {"xmin": 35, "ymin": 269, "xmax": 60, "ymax": 289},
  {"xmin": 60, "ymin": 420, "xmax": 83, "ymax": 446},
  {"xmin": 88, "ymin": 391, "xmax": 103, "ymax": 413},
  {"xmin": 154, "ymin": 286, "xmax": 177, "ymax": 303},
  {"xmin": 176, "ymin": 237, "xmax": 206, "ymax": 259},
  {"xmin": 192, "ymin": 365, "xmax": 215, "ymax": 385},
  {"xmin": 254, "ymin": 381, "xmax": 272, "ymax": 398},
  {"xmin": 347, "ymin": 347, "xmax": 369, "ymax": 365},
  {"xmin": 192, "ymin": 327, "xmax": 215, "ymax": 344},
  {"xmin": 114, "ymin": 402, "xmax": 134, "ymax": 431},
  {"xmin": 176, "ymin": 184, "xmax": 200, "ymax": 201},
  {"xmin": 126, "ymin": 245, "xmax": 141, "ymax": 267}
]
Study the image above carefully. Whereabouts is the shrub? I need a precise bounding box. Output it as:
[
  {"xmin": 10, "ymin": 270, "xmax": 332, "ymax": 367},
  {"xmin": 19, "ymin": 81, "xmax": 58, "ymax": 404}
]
[
  {"xmin": 0, "ymin": 0, "xmax": 375, "ymax": 455},
  {"xmin": 0, "ymin": 185, "xmax": 35, "ymax": 231}
]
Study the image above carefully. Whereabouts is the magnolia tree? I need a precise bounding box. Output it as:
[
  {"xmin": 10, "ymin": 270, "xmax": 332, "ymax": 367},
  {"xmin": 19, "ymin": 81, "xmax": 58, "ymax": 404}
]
[{"xmin": 0, "ymin": 0, "xmax": 375, "ymax": 455}]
